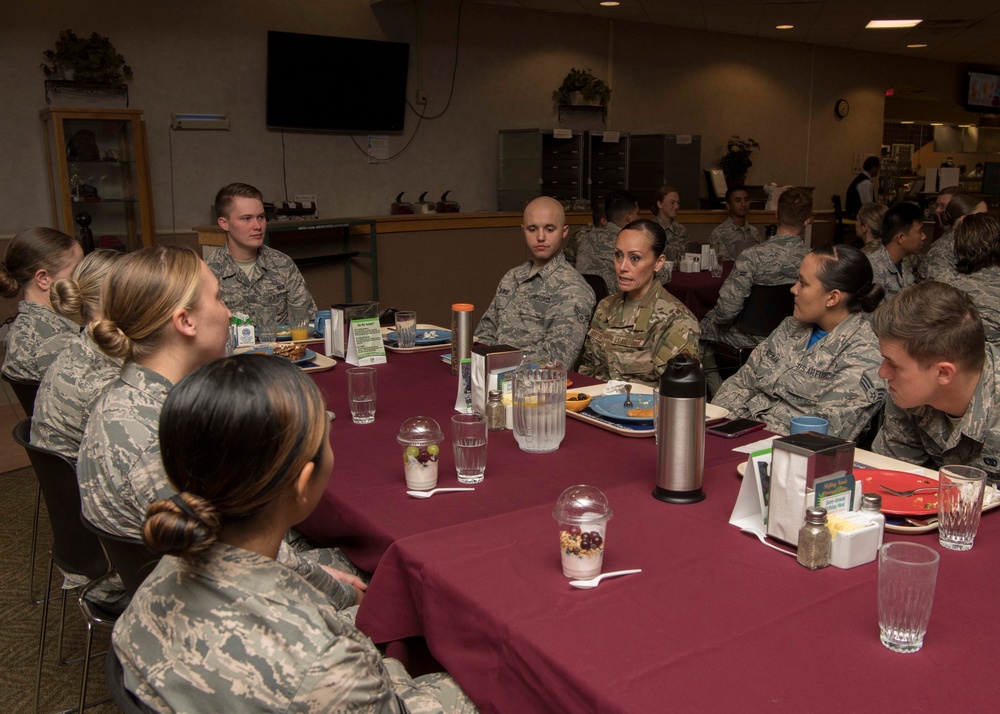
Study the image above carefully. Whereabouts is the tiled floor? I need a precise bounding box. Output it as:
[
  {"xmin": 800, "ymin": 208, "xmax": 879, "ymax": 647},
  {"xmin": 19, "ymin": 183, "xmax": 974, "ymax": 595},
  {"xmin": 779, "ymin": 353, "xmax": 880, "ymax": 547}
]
[{"xmin": 0, "ymin": 379, "xmax": 30, "ymax": 473}]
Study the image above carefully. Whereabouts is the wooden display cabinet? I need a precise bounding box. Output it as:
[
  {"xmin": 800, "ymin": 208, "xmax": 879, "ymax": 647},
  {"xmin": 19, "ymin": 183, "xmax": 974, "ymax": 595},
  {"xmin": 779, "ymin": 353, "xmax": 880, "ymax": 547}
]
[{"xmin": 40, "ymin": 108, "xmax": 155, "ymax": 252}]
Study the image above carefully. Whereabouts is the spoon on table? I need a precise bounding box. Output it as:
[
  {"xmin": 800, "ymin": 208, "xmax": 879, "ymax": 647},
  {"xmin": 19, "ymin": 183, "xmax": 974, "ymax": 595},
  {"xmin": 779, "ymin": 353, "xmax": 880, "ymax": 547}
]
[
  {"xmin": 569, "ymin": 569, "xmax": 642, "ymax": 589},
  {"xmin": 406, "ymin": 487, "xmax": 476, "ymax": 499}
]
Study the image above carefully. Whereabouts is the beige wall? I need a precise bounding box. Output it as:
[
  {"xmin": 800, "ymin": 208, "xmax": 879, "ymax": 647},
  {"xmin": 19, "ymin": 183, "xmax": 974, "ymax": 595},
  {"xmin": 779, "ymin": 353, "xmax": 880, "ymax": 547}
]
[{"xmin": 2, "ymin": 0, "xmax": 971, "ymax": 239}]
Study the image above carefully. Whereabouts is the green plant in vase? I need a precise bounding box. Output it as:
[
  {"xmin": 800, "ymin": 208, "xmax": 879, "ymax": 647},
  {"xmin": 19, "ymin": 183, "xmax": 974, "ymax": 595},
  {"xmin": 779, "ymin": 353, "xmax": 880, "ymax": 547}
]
[
  {"xmin": 719, "ymin": 136, "xmax": 760, "ymax": 185},
  {"xmin": 553, "ymin": 68, "xmax": 612, "ymax": 106},
  {"xmin": 41, "ymin": 29, "xmax": 133, "ymax": 84}
]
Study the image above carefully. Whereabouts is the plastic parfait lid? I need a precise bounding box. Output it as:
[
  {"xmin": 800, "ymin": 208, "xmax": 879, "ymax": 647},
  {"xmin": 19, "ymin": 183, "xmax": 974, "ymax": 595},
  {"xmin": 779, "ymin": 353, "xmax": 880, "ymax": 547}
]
[
  {"xmin": 396, "ymin": 416, "xmax": 444, "ymax": 446},
  {"xmin": 553, "ymin": 484, "xmax": 613, "ymax": 524},
  {"xmin": 452, "ymin": 303, "xmax": 474, "ymax": 311}
]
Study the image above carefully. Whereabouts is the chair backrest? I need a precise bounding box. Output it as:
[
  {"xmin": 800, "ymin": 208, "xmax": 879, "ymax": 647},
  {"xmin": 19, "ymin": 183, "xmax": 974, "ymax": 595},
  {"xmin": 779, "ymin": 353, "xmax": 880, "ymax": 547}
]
[
  {"xmin": 582, "ymin": 273, "xmax": 609, "ymax": 303},
  {"xmin": 830, "ymin": 194, "xmax": 843, "ymax": 223},
  {"xmin": 104, "ymin": 649, "xmax": 158, "ymax": 714},
  {"xmin": 704, "ymin": 169, "xmax": 726, "ymax": 207},
  {"xmin": 736, "ymin": 284, "xmax": 796, "ymax": 338},
  {"xmin": 12, "ymin": 418, "xmax": 107, "ymax": 580},
  {"xmin": 2, "ymin": 374, "xmax": 40, "ymax": 417},
  {"xmin": 81, "ymin": 516, "xmax": 161, "ymax": 598}
]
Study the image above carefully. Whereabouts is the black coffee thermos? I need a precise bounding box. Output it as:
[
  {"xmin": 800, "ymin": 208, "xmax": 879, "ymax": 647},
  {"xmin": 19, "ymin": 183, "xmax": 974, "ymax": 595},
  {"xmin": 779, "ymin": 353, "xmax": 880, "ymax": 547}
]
[{"xmin": 653, "ymin": 354, "xmax": 706, "ymax": 504}]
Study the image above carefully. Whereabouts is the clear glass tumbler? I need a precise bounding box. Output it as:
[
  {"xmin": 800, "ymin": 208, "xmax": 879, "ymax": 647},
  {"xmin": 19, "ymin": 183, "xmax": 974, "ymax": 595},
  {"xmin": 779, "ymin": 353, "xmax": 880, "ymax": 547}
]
[
  {"xmin": 877, "ymin": 542, "xmax": 939, "ymax": 653},
  {"xmin": 938, "ymin": 465, "xmax": 987, "ymax": 551}
]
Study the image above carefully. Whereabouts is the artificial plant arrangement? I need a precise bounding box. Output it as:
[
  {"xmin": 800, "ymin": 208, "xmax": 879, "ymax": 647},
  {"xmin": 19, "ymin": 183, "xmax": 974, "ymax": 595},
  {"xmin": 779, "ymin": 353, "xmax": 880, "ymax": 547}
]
[
  {"xmin": 552, "ymin": 68, "xmax": 612, "ymax": 106},
  {"xmin": 719, "ymin": 136, "xmax": 761, "ymax": 184},
  {"xmin": 41, "ymin": 29, "xmax": 133, "ymax": 84}
]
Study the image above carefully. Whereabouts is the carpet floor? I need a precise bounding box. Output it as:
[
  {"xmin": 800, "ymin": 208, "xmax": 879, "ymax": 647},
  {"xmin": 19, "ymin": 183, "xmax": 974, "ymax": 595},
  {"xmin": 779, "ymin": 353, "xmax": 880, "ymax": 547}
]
[{"xmin": 0, "ymin": 467, "xmax": 120, "ymax": 714}]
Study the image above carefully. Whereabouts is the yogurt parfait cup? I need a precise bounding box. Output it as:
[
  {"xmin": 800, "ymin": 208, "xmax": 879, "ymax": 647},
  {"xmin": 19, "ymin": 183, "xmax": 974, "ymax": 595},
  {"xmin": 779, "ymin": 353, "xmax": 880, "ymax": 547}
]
[
  {"xmin": 553, "ymin": 485, "xmax": 613, "ymax": 579},
  {"xmin": 397, "ymin": 416, "xmax": 444, "ymax": 491}
]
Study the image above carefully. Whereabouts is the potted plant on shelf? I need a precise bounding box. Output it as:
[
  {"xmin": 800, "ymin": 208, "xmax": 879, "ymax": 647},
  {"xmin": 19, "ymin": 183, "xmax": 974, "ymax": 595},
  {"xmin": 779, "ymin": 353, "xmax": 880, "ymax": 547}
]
[
  {"xmin": 552, "ymin": 68, "xmax": 612, "ymax": 106},
  {"xmin": 40, "ymin": 29, "xmax": 133, "ymax": 84},
  {"xmin": 719, "ymin": 136, "xmax": 760, "ymax": 185}
]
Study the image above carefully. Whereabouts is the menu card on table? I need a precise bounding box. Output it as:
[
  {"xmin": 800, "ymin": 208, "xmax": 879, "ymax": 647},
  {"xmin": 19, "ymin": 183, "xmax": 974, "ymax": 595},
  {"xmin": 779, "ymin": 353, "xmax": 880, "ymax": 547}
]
[{"xmin": 345, "ymin": 317, "xmax": 387, "ymax": 366}]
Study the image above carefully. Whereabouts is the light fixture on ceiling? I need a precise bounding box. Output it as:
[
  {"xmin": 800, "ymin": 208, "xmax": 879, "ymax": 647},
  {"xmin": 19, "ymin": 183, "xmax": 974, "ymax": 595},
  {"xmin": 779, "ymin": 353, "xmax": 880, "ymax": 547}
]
[
  {"xmin": 930, "ymin": 122, "xmax": 944, "ymax": 126},
  {"xmin": 899, "ymin": 121, "xmax": 914, "ymax": 124},
  {"xmin": 906, "ymin": 43, "xmax": 928, "ymax": 49},
  {"xmin": 599, "ymin": 1, "xmax": 620, "ymax": 6},
  {"xmin": 866, "ymin": 19, "xmax": 922, "ymax": 29},
  {"xmin": 776, "ymin": 24, "xmax": 794, "ymax": 30}
]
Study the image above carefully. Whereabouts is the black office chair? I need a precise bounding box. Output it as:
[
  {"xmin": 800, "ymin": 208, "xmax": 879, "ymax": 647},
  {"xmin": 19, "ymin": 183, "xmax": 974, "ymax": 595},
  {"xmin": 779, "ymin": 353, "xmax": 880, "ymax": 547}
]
[
  {"xmin": 3, "ymin": 374, "xmax": 45, "ymax": 604},
  {"xmin": 11, "ymin": 419, "xmax": 113, "ymax": 713},
  {"xmin": 705, "ymin": 283, "xmax": 796, "ymax": 380},
  {"xmin": 81, "ymin": 516, "xmax": 161, "ymax": 599},
  {"xmin": 104, "ymin": 649, "xmax": 157, "ymax": 714},
  {"xmin": 582, "ymin": 273, "xmax": 609, "ymax": 304},
  {"xmin": 855, "ymin": 403, "xmax": 886, "ymax": 452}
]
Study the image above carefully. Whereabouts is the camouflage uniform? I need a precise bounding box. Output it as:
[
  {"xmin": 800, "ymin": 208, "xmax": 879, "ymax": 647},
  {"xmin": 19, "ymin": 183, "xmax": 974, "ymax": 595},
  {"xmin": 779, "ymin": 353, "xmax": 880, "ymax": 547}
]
[
  {"xmin": 578, "ymin": 283, "xmax": 700, "ymax": 386},
  {"xmin": 576, "ymin": 221, "xmax": 623, "ymax": 294},
  {"xmin": 861, "ymin": 240, "xmax": 881, "ymax": 256},
  {"xmin": 2, "ymin": 300, "xmax": 78, "ymax": 381},
  {"xmin": 77, "ymin": 362, "xmax": 357, "ymax": 609},
  {"xmin": 206, "ymin": 243, "xmax": 317, "ymax": 325},
  {"xmin": 563, "ymin": 223, "xmax": 596, "ymax": 268},
  {"xmin": 948, "ymin": 266, "xmax": 1000, "ymax": 344},
  {"xmin": 919, "ymin": 233, "xmax": 956, "ymax": 281},
  {"xmin": 113, "ymin": 543, "xmax": 477, "ymax": 713},
  {"xmin": 699, "ymin": 233, "xmax": 808, "ymax": 349},
  {"xmin": 708, "ymin": 218, "xmax": 762, "ymax": 261},
  {"xmin": 867, "ymin": 244, "xmax": 915, "ymax": 304},
  {"xmin": 712, "ymin": 313, "xmax": 885, "ymax": 440},
  {"xmin": 874, "ymin": 343, "xmax": 1000, "ymax": 479},
  {"xmin": 31, "ymin": 331, "xmax": 122, "ymax": 462},
  {"xmin": 654, "ymin": 216, "xmax": 689, "ymax": 257},
  {"xmin": 475, "ymin": 252, "xmax": 595, "ymax": 368}
]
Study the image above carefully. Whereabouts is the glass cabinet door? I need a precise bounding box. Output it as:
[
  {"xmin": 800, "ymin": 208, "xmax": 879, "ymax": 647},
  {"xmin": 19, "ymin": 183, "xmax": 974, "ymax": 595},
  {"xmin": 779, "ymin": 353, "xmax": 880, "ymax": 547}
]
[{"xmin": 41, "ymin": 108, "xmax": 154, "ymax": 252}]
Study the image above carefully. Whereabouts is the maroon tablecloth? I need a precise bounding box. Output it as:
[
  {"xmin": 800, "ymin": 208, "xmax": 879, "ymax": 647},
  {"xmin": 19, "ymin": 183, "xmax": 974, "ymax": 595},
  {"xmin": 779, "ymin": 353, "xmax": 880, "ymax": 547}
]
[
  {"xmin": 664, "ymin": 261, "xmax": 733, "ymax": 319},
  {"xmin": 303, "ymin": 351, "xmax": 996, "ymax": 712}
]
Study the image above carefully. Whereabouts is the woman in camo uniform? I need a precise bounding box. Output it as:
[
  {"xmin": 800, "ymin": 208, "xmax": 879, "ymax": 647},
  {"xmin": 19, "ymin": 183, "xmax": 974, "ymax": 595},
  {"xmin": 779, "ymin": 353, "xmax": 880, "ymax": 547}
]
[
  {"xmin": 1, "ymin": 227, "xmax": 83, "ymax": 381},
  {"xmin": 113, "ymin": 355, "xmax": 477, "ymax": 714}
]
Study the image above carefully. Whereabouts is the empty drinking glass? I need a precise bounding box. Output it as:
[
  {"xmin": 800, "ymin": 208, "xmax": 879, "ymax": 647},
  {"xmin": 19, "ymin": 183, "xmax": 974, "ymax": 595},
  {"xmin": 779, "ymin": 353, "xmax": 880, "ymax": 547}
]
[{"xmin": 452, "ymin": 413, "xmax": 487, "ymax": 484}]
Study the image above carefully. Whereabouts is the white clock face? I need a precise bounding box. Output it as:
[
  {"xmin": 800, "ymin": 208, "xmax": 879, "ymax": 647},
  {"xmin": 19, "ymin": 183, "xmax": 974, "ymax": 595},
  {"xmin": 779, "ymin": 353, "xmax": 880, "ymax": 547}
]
[{"xmin": 836, "ymin": 100, "xmax": 849, "ymax": 118}]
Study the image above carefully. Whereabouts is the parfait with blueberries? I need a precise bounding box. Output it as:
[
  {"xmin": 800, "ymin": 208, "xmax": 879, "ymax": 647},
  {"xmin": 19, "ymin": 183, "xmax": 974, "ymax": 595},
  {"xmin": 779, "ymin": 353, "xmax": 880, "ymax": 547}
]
[
  {"xmin": 553, "ymin": 484, "xmax": 614, "ymax": 579},
  {"xmin": 397, "ymin": 416, "xmax": 445, "ymax": 491}
]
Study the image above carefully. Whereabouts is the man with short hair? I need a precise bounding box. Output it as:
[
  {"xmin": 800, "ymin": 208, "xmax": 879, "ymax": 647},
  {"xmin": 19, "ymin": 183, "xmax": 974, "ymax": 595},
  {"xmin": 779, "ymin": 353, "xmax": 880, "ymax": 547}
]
[
  {"xmin": 475, "ymin": 196, "xmax": 596, "ymax": 368},
  {"xmin": 866, "ymin": 202, "xmax": 925, "ymax": 305},
  {"xmin": 700, "ymin": 187, "xmax": 812, "ymax": 351},
  {"xmin": 576, "ymin": 191, "xmax": 640, "ymax": 294},
  {"xmin": 563, "ymin": 201, "xmax": 606, "ymax": 268},
  {"xmin": 206, "ymin": 183, "xmax": 317, "ymax": 325},
  {"xmin": 708, "ymin": 185, "xmax": 761, "ymax": 261},
  {"xmin": 845, "ymin": 156, "xmax": 880, "ymax": 219},
  {"xmin": 917, "ymin": 185, "xmax": 967, "ymax": 280},
  {"xmin": 872, "ymin": 281, "xmax": 1000, "ymax": 478}
]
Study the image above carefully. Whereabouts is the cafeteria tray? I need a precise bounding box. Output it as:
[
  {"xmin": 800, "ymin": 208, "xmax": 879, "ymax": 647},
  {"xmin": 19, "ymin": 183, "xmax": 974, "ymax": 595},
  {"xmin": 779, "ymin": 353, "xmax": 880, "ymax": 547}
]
[{"xmin": 566, "ymin": 382, "xmax": 729, "ymax": 438}]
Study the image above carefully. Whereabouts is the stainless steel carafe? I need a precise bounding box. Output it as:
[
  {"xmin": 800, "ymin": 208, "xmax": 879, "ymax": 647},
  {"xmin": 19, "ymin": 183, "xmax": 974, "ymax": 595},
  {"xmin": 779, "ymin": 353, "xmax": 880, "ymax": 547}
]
[{"xmin": 653, "ymin": 354, "xmax": 706, "ymax": 504}]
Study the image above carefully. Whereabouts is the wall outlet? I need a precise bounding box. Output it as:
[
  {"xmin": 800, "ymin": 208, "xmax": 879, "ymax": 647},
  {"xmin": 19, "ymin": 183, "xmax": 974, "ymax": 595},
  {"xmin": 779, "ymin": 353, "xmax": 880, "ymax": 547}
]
[{"xmin": 415, "ymin": 89, "xmax": 427, "ymax": 105}]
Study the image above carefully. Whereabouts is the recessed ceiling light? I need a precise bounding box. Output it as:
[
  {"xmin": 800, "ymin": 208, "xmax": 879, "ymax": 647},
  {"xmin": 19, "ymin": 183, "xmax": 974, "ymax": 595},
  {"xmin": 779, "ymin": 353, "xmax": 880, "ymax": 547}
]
[
  {"xmin": 775, "ymin": 24, "xmax": 794, "ymax": 30},
  {"xmin": 899, "ymin": 121, "xmax": 914, "ymax": 124},
  {"xmin": 600, "ymin": 1, "xmax": 620, "ymax": 6},
  {"xmin": 906, "ymin": 43, "xmax": 928, "ymax": 49},
  {"xmin": 866, "ymin": 19, "xmax": 922, "ymax": 29},
  {"xmin": 930, "ymin": 123, "xmax": 944, "ymax": 126}
]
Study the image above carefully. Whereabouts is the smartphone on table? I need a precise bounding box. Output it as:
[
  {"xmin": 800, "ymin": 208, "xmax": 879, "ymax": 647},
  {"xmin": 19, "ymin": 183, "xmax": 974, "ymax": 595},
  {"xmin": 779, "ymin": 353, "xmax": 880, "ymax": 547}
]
[{"xmin": 706, "ymin": 418, "xmax": 766, "ymax": 439}]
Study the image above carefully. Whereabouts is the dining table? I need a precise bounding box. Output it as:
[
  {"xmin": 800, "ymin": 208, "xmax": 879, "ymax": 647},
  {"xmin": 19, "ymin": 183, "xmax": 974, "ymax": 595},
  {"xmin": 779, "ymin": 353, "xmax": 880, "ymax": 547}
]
[
  {"xmin": 663, "ymin": 261, "xmax": 733, "ymax": 320},
  {"xmin": 299, "ymin": 349, "xmax": 996, "ymax": 713}
]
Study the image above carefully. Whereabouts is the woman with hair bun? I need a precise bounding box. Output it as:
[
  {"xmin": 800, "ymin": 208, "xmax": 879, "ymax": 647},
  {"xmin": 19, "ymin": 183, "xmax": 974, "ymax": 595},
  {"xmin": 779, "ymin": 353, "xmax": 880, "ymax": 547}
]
[
  {"xmin": 855, "ymin": 202, "xmax": 888, "ymax": 254},
  {"xmin": 32, "ymin": 250, "xmax": 124, "ymax": 462},
  {"xmin": 78, "ymin": 247, "xmax": 361, "ymax": 610},
  {"xmin": 78, "ymin": 246, "xmax": 232, "ymax": 540},
  {"xmin": 713, "ymin": 245, "xmax": 886, "ymax": 439},
  {"xmin": 113, "ymin": 355, "xmax": 476, "ymax": 713},
  {"xmin": 1, "ymin": 227, "xmax": 83, "ymax": 381}
]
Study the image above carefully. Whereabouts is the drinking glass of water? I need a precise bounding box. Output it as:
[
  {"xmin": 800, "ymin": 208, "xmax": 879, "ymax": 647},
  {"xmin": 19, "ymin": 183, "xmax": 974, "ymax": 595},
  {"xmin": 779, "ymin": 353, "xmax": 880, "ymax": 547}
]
[
  {"xmin": 346, "ymin": 367, "xmax": 377, "ymax": 425},
  {"xmin": 452, "ymin": 413, "xmax": 487, "ymax": 484},
  {"xmin": 395, "ymin": 311, "xmax": 417, "ymax": 349}
]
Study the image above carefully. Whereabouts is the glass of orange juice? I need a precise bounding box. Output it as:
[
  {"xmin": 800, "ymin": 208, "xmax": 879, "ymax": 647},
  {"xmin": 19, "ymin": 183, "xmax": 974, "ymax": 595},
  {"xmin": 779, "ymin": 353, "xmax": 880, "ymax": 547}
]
[{"xmin": 289, "ymin": 306, "xmax": 311, "ymax": 341}]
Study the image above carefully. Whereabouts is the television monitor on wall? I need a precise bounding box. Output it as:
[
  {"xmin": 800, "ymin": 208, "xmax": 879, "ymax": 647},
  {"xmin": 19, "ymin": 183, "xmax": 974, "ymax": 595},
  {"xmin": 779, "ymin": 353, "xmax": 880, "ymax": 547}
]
[
  {"xmin": 964, "ymin": 70, "xmax": 1000, "ymax": 114},
  {"xmin": 266, "ymin": 30, "xmax": 409, "ymax": 132}
]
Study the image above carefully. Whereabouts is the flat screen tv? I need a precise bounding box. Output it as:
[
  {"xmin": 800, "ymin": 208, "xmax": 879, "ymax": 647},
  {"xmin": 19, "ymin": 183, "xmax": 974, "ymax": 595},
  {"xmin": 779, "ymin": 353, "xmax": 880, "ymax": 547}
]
[
  {"xmin": 266, "ymin": 30, "xmax": 409, "ymax": 132},
  {"xmin": 964, "ymin": 70, "xmax": 1000, "ymax": 114}
]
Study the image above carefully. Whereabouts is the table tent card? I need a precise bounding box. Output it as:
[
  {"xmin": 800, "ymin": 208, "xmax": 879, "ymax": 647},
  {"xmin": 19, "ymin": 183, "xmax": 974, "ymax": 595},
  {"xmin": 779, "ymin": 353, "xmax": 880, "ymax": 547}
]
[{"xmin": 345, "ymin": 317, "xmax": 387, "ymax": 366}]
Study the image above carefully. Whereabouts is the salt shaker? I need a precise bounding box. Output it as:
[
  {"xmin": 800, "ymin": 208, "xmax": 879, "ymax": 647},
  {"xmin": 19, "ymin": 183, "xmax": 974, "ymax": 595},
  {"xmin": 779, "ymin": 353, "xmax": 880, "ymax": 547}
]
[
  {"xmin": 860, "ymin": 493, "xmax": 886, "ymax": 549},
  {"xmin": 485, "ymin": 390, "xmax": 505, "ymax": 431},
  {"xmin": 797, "ymin": 507, "xmax": 831, "ymax": 570}
]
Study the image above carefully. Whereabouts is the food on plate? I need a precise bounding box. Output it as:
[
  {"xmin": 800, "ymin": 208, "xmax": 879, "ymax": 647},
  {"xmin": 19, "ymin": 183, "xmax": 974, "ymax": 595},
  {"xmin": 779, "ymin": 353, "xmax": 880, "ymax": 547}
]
[
  {"xmin": 565, "ymin": 393, "xmax": 592, "ymax": 412},
  {"xmin": 626, "ymin": 408, "xmax": 654, "ymax": 418},
  {"xmin": 272, "ymin": 343, "xmax": 307, "ymax": 361}
]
